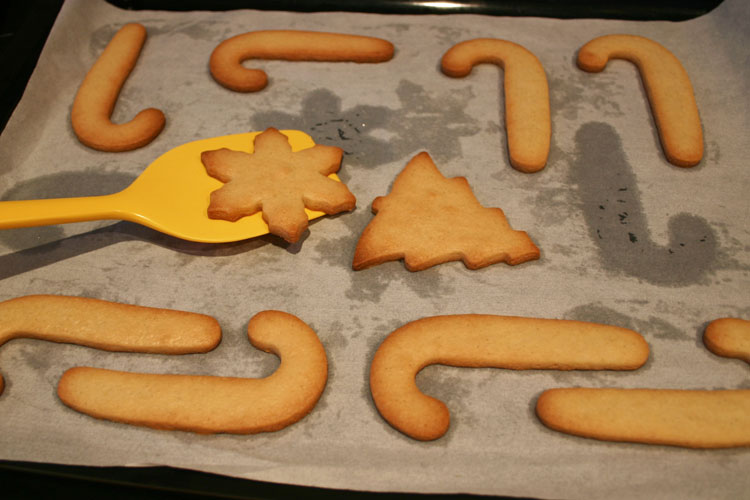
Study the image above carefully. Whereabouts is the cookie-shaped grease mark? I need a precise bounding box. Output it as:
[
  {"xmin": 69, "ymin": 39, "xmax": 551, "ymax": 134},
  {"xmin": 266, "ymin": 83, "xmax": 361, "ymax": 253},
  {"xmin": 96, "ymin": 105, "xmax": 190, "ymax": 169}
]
[
  {"xmin": 91, "ymin": 19, "xmax": 223, "ymax": 48},
  {"xmin": 252, "ymin": 80, "xmax": 480, "ymax": 169},
  {"xmin": 566, "ymin": 303, "xmax": 685, "ymax": 342},
  {"xmin": 547, "ymin": 70, "xmax": 625, "ymax": 123},
  {"xmin": 572, "ymin": 122, "xmax": 717, "ymax": 286},
  {"xmin": 312, "ymin": 211, "xmax": 455, "ymax": 304}
]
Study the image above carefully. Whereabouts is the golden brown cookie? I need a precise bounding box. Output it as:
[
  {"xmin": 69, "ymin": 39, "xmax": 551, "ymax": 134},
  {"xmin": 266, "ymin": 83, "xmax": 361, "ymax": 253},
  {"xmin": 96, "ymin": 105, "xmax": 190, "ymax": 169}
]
[
  {"xmin": 369, "ymin": 314, "xmax": 649, "ymax": 440},
  {"xmin": 71, "ymin": 23, "xmax": 165, "ymax": 152},
  {"xmin": 704, "ymin": 318, "xmax": 750, "ymax": 363},
  {"xmin": 201, "ymin": 127, "xmax": 356, "ymax": 243},
  {"xmin": 577, "ymin": 34, "xmax": 703, "ymax": 167},
  {"xmin": 352, "ymin": 152, "xmax": 539, "ymax": 271},
  {"xmin": 210, "ymin": 30, "xmax": 395, "ymax": 92},
  {"xmin": 0, "ymin": 294, "xmax": 221, "ymax": 395},
  {"xmin": 536, "ymin": 388, "xmax": 750, "ymax": 448},
  {"xmin": 57, "ymin": 310, "xmax": 328, "ymax": 434},
  {"xmin": 441, "ymin": 38, "xmax": 550, "ymax": 173}
]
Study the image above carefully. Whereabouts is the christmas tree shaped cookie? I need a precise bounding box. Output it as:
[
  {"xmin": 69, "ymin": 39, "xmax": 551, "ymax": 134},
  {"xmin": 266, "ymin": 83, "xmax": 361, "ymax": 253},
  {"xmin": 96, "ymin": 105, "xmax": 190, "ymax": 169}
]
[
  {"xmin": 202, "ymin": 127, "xmax": 356, "ymax": 243},
  {"xmin": 353, "ymin": 152, "xmax": 539, "ymax": 271}
]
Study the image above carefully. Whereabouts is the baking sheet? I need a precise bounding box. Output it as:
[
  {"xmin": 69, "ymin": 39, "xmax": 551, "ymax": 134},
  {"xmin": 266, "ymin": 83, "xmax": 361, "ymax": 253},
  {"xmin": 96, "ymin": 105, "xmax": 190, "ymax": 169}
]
[{"xmin": 1, "ymin": 0, "xmax": 749, "ymax": 498}]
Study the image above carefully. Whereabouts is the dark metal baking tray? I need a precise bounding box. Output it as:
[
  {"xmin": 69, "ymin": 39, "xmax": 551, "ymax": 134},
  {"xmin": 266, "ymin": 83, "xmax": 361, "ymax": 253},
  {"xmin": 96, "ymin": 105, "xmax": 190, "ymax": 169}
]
[{"xmin": 0, "ymin": 1, "xmax": 727, "ymax": 498}]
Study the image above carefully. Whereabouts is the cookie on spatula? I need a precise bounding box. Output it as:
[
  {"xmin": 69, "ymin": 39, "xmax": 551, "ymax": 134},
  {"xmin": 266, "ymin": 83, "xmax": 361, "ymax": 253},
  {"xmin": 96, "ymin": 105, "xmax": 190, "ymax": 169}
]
[
  {"xmin": 201, "ymin": 127, "xmax": 356, "ymax": 243},
  {"xmin": 353, "ymin": 152, "xmax": 539, "ymax": 271}
]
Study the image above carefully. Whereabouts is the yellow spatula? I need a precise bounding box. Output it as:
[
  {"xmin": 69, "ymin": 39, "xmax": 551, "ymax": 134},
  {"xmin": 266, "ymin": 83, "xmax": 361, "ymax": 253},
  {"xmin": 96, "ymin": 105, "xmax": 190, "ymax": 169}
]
[{"xmin": 0, "ymin": 130, "xmax": 338, "ymax": 243}]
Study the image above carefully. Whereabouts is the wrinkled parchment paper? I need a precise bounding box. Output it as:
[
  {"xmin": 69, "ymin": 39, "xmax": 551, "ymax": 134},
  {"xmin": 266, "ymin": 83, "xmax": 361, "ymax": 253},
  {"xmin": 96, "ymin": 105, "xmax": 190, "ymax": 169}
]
[{"xmin": 1, "ymin": 0, "xmax": 748, "ymax": 497}]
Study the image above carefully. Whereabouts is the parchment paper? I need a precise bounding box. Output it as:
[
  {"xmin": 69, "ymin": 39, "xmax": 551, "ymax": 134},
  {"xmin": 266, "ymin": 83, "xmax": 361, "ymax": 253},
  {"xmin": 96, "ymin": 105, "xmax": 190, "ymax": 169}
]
[{"xmin": 1, "ymin": 0, "xmax": 748, "ymax": 498}]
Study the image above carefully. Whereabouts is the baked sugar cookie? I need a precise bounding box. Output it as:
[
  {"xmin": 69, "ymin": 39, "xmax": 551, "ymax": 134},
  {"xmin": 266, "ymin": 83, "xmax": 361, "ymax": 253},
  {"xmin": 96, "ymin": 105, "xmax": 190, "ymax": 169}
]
[
  {"xmin": 577, "ymin": 34, "xmax": 703, "ymax": 167},
  {"xmin": 370, "ymin": 314, "xmax": 648, "ymax": 440},
  {"xmin": 71, "ymin": 23, "xmax": 165, "ymax": 152},
  {"xmin": 442, "ymin": 38, "xmax": 550, "ymax": 173},
  {"xmin": 210, "ymin": 30, "xmax": 394, "ymax": 92},
  {"xmin": 0, "ymin": 294, "xmax": 220, "ymax": 395},
  {"xmin": 58, "ymin": 310, "xmax": 327, "ymax": 434},
  {"xmin": 536, "ymin": 387, "xmax": 750, "ymax": 448},
  {"xmin": 353, "ymin": 152, "xmax": 539, "ymax": 271},
  {"xmin": 202, "ymin": 127, "xmax": 356, "ymax": 243},
  {"xmin": 704, "ymin": 318, "xmax": 750, "ymax": 363}
]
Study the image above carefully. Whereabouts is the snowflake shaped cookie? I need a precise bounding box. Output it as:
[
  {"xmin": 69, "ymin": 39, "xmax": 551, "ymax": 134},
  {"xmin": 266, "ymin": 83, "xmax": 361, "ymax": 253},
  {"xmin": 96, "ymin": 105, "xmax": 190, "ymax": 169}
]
[{"xmin": 201, "ymin": 128, "xmax": 356, "ymax": 243}]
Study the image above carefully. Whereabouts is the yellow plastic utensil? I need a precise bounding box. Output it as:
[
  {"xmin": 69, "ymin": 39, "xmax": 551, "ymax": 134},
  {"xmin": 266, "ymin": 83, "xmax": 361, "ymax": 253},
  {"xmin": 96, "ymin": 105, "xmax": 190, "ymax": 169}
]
[{"xmin": 0, "ymin": 130, "xmax": 339, "ymax": 243}]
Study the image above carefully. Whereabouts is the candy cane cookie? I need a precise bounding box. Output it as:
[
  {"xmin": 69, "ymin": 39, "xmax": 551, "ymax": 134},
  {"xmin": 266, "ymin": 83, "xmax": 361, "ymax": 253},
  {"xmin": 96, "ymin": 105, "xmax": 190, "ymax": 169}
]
[
  {"xmin": 441, "ymin": 39, "xmax": 550, "ymax": 173},
  {"xmin": 369, "ymin": 315, "xmax": 648, "ymax": 441},
  {"xmin": 703, "ymin": 317, "xmax": 750, "ymax": 363},
  {"xmin": 209, "ymin": 30, "xmax": 394, "ymax": 92},
  {"xmin": 58, "ymin": 310, "xmax": 328, "ymax": 434},
  {"xmin": 577, "ymin": 34, "xmax": 703, "ymax": 167},
  {"xmin": 0, "ymin": 295, "xmax": 221, "ymax": 395},
  {"xmin": 71, "ymin": 23, "xmax": 165, "ymax": 152},
  {"xmin": 536, "ymin": 388, "xmax": 750, "ymax": 448}
]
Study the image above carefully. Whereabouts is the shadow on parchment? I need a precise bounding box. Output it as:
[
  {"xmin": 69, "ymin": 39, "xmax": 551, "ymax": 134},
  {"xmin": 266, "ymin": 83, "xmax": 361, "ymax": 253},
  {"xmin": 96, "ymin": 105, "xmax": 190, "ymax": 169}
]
[
  {"xmin": 0, "ymin": 167, "xmax": 322, "ymax": 281},
  {"xmin": 0, "ymin": 221, "xmax": 282, "ymax": 282}
]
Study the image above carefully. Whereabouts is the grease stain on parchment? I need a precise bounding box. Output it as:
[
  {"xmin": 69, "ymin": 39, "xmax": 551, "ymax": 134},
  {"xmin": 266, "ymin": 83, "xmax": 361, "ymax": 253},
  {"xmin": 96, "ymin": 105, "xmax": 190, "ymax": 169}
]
[
  {"xmin": 571, "ymin": 122, "xmax": 718, "ymax": 287},
  {"xmin": 89, "ymin": 20, "xmax": 226, "ymax": 55},
  {"xmin": 261, "ymin": 80, "xmax": 482, "ymax": 302},
  {"xmin": 313, "ymin": 210, "xmax": 454, "ymax": 303},
  {"xmin": 565, "ymin": 302, "xmax": 685, "ymax": 341},
  {"xmin": 251, "ymin": 80, "xmax": 481, "ymax": 171},
  {"xmin": 549, "ymin": 66, "xmax": 628, "ymax": 123}
]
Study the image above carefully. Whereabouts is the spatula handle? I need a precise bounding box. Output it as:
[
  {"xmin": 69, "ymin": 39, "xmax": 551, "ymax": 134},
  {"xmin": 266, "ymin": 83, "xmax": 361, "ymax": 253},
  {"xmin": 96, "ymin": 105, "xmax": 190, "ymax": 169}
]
[{"xmin": 0, "ymin": 193, "xmax": 125, "ymax": 230}]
